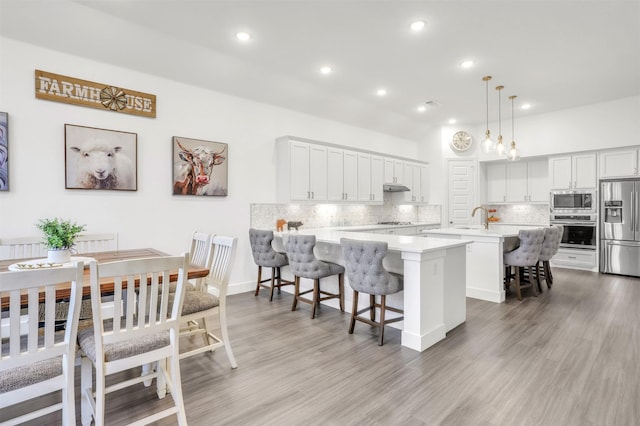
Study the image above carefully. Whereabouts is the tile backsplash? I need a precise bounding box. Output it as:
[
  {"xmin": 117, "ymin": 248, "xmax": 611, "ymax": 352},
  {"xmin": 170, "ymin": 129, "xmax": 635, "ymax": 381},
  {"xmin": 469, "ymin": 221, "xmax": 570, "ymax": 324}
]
[
  {"xmin": 250, "ymin": 202, "xmax": 442, "ymax": 230},
  {"xmin": 485, "ymin": 204, "xmax": 550, "ymax": 225}
]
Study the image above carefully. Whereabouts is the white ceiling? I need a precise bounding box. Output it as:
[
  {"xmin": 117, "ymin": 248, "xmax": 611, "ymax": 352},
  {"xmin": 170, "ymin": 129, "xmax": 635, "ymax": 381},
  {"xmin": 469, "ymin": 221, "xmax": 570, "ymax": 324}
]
[{"xmin": 1, "ymin": 0, "xmax": 639, "ymax": 141}]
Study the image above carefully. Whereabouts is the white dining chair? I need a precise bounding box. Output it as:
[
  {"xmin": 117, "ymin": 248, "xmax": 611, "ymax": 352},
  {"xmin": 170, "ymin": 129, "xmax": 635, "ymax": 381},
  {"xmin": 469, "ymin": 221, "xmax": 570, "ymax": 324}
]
[
  {"xmin": 0, "ymin": 261, "xmax": 84, "ymax": 426},
  {"xmin": 78, "ymin": 254, "xmax": 189, "ymax": 426},
  {"xmin": 176, "ymin": 235, "xmax": 238, "ymax": 368}
]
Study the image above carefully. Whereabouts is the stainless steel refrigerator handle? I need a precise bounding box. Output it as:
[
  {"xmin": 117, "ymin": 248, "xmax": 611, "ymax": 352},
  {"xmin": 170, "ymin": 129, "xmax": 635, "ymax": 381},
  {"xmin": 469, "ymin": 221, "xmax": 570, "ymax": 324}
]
[
  {"xmin": 633, "ymin": 191, "xmax": 637, "ymax": 232},
  {"xmin": 606, "ymin": 241, "xmax": 640, "ymax": 248}
]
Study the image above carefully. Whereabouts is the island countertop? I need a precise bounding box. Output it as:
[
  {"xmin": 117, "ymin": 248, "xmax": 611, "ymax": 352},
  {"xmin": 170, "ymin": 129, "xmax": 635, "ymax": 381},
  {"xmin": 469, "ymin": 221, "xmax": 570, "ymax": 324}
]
[
  {"xmin": 422, "ymin": 226, "xmax": 540, "ymax": 238},
  {"xmin": 276, "ymin": 228, "xmax": 471, "ymax": 254}
]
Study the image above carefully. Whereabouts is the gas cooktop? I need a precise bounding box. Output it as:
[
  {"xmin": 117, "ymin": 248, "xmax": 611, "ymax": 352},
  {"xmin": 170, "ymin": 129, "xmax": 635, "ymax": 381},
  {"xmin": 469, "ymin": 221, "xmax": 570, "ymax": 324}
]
[{"xmin": 377, "ymin": 221, "xmax": 412, "ymax": 225}]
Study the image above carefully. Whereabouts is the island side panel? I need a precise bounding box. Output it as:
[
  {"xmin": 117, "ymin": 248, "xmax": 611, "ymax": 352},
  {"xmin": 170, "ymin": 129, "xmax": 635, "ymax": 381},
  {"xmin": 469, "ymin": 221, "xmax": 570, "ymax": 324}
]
[
  {"xmin": 444, "ymin": 245, "xmax": 467, "ymax": 331},
  {"xmin": 400, "ymin": 249, "xmax": 447, "ymax": 352}
]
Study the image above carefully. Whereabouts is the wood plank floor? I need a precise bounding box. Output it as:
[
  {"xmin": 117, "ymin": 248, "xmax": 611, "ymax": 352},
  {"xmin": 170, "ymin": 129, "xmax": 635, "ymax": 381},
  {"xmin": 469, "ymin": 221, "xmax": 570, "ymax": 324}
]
[{"xmin": 5, "ymin": 268, "xmax": 639, "ymax": 425}]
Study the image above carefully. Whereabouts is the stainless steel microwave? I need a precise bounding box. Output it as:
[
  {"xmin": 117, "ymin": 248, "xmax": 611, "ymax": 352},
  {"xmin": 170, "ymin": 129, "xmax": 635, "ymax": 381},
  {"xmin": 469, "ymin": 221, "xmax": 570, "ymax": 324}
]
[{"xmin": 550, "ymin": 190, "xmax": 596, "ymax": 213}]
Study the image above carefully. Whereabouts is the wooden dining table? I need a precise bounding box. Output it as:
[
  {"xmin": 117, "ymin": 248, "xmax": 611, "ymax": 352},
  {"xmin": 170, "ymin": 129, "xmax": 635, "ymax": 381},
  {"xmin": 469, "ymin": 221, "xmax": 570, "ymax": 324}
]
[{"xmin": 0, "ymin": 248, "xmax": 209, "ymax": 309}]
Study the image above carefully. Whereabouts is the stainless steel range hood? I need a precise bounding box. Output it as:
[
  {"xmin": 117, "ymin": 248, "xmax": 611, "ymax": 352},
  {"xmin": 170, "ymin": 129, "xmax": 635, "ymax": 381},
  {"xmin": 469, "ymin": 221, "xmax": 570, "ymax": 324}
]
[{"xmin": 383, "ymin": 183, "xmax": 410, "ymax": 192}]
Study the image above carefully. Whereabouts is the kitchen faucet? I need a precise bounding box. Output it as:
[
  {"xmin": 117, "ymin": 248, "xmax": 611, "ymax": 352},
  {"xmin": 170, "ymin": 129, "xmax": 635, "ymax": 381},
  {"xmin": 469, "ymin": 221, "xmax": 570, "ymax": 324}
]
[{"xmin": 471, "ymin": 206, "xmax": 489, "ymax": 230}]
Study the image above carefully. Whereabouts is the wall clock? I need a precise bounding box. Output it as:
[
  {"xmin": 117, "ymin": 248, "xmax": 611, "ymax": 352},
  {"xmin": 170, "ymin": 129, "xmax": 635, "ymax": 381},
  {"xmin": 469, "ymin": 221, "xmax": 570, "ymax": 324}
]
[{"xmin": 450, "ymin": 130, "xmax": 473, "ymax": 152}]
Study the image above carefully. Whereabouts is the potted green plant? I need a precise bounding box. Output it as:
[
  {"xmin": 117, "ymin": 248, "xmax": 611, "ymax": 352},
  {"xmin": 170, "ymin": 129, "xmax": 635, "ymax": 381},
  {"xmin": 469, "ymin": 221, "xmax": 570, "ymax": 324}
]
[{"xmin": 36, "ymin": 217, "xmax": 86, "ymax": 263}]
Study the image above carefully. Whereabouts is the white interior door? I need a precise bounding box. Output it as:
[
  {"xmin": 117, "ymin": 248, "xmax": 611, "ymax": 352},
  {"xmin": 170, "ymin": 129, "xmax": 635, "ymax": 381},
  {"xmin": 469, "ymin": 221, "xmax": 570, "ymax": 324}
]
[{"xmin": 447, "ymin": 160, "xmax": 476, "ymax": 227}]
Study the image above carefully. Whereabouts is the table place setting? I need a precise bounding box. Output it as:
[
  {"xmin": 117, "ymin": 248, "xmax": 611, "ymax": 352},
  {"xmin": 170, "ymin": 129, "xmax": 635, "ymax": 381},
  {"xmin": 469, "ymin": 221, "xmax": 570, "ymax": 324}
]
[{"xmin": 8, "ymin": 256, "xmax": 96, "ymax": 271}]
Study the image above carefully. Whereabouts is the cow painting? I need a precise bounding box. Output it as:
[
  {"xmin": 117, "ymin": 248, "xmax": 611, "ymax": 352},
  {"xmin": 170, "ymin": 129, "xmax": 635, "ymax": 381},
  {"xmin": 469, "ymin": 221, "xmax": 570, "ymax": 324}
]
[{"xmin": 172, "ymin": 137, "xmax": 228, "ymax": 196}]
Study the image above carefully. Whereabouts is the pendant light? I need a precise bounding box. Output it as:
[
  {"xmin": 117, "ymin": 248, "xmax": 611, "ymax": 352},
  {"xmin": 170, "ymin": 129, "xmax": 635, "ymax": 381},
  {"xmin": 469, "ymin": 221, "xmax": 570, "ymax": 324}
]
[
  {"xmin": 495, "ymin": 85, "xmax": 507, "ymax": 157},
  {"xmin": 507, "ymin": 95, "xmax": 521, "ymax": 161},
  {"xmin": 480, "ymin": 76, "xmax": 495, "ymax": 154}
]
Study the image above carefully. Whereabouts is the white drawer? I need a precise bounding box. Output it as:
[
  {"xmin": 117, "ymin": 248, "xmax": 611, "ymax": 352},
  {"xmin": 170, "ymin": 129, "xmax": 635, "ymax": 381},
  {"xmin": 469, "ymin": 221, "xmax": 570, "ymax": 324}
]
[{"xmin": 551, "ymin": 249, "xmax": 596, "ymax": 268}]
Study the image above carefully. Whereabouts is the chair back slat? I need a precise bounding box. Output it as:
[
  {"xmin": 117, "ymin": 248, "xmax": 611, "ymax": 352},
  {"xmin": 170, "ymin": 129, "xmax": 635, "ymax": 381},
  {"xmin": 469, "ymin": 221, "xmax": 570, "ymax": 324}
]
[
  {"xmin": 89, "ymin": 255, "xmax": 188, "ymax": 348},
  {"xmin": 208, "ymin": 236, "xmax": 237, "ymax": 294},
  {"xmin": 189, "ymin": 232, "xmax": 213, "ymax": 291}
]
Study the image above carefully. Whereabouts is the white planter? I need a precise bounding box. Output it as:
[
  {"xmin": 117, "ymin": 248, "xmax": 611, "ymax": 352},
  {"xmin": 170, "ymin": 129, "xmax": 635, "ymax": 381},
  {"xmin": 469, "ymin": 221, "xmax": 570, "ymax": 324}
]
[{"xmin": 47, "ymin": 248, "xmax": 71, "ymax": 264}]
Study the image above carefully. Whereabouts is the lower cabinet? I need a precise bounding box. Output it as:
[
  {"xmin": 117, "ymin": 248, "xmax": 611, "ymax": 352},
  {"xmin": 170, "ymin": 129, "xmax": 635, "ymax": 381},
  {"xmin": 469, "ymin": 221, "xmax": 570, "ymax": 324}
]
[{"xmin": 551, "ymin": 248, "xmax": 597, "ymax": 269}]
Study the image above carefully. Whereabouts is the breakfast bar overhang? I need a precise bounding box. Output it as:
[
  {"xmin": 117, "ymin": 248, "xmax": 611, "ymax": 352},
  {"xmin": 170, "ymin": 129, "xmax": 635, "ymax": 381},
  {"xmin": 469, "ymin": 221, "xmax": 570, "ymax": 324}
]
[{"xmin": 274, "ymin": 229, "xmax": 472, "ymax": 352}]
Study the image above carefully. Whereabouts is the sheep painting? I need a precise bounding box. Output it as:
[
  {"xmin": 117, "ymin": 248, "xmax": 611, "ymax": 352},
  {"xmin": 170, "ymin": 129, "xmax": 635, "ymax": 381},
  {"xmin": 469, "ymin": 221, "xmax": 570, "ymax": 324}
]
[{"xmin": 65, "ymin": 124, "xmax": 137, "ymax": 191}]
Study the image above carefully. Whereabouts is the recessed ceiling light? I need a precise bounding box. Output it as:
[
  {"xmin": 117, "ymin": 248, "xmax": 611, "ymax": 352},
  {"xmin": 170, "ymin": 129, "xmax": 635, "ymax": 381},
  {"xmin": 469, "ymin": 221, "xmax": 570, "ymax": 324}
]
[
  {"xmin": 448, "ymin": 118, "xmax": 457, "ymax": 124},
  {"xmin": 235, "ymin": 32, "xmax": 251, "ymax": 41},
  {"xmin": 417, "ymin": 105, "xmax": 427, "ymax": 113},
  {"xmin": 460, "ymin": 60, "xmax": 475, "ymax": 68},
  {"xmin": 376, "ymin": 88, "xmax": 387, "ymax": 96},
  {"xmin": 320, "ymin": 66, "xmax": 332, "ymax": 75},
  {"xmin": 521, "ymin": 103, "xmax": 531, "ymax": 110},
  {"xmin": 410, "ymin": 21, "xmax": 425, "ymax": 31}
]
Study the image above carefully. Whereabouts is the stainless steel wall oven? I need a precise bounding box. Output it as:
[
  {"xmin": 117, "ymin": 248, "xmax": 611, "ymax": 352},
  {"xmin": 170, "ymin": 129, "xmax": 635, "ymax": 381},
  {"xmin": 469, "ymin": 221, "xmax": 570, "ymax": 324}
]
[{"xmin": 550, "ymin": 213, "xmax": 597, "ymax": 250}]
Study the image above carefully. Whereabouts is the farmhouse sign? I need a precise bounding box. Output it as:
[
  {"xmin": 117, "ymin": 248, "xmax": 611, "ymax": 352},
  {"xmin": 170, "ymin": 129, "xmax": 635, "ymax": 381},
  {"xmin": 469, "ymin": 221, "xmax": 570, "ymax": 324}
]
[{"xmin": 35, "ymin": 70, "xmax": 156, "ymax": 118}]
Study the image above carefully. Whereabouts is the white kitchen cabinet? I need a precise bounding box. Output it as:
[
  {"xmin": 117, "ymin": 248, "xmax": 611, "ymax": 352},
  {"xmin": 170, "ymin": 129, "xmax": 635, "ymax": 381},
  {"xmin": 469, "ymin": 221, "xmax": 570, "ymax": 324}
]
[
  {"xmin": 287, "ymin": 140, "xmax": 328, "ymax": 201},
  {"xmin": 527, "ymin": 159, "xmax": 549, "ymax": 202},
  {"xmin": 384, "ymin": 158, "xmax": 404, "ymax": 184},
  {"xmin": 419, "ymin": 164, "xmax": 429, "ymax": 203},
  {"xmin": 370, "ymin": 155, "xmax": 384, "ymax": 202},
  {"xmin": 357, "ymin": 153, "xmax": 384, "ymax": 202},
  {"xmin": 485, "ymin": 159, "xmax": 549, "ymax": 204},
  {"xmin": 327, "ymin": 147, "xmax": 357, "ymax": 201},
  {"xmin": 486, "ymin": 163, "xmax": 507, "ymax": 203},
  {"xmin": 599, "ymin": 148, "xmax": 640, "ymax": 178},
  {"xmin": 506, "ymin": 162, "xmax": 528, "ymax": 202},
  {"xmin": 277, "ymin": 135, "xmax": 427, "ymax": 204},
  {"xmin": 549, "ymin": 153, "xmax": 596, "ymax": 189}
]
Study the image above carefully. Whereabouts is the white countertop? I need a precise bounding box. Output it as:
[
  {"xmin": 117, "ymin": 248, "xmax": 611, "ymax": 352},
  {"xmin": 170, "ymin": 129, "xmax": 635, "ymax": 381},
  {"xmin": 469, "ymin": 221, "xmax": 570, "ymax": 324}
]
[
  {"xmin": 330, "ymin": 222, "xmax": 440, "ymax": 232},
  {"xmin": 276, "ymin": 228, "xmax": 470, "ymax": 254},
  {"xmin": 422, "ymin": 225, "xmax": 545, "ymax": 238}
]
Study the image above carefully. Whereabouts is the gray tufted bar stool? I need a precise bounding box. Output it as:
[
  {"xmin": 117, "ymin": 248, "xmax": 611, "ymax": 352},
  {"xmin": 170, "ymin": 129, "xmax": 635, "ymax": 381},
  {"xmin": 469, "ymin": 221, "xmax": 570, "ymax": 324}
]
[
  {"xmin": 249, "ymin": 228, "xmax": 294, "ymax": 301},
  {"xmin": 537, "ymin": 227, "xmax": 560, "ymax": 290},
  {"xmin": 283, "ymin": 234, "xmax": 345, "ymax": 319},
  {"xmin": 546, "ymin": 224, "xmax": 564, "ymax": 287},
  {"xmin": 504, "ymin": 228, "xmax": 545, "ymax": 300},
  {"xmin": 340, "ymin": 238, "xmax": 404, "ymax": 346}
]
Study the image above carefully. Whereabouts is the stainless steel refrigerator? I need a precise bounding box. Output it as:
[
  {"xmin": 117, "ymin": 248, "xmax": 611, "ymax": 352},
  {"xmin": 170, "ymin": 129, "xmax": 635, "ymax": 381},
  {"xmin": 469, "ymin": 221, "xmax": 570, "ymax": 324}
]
[{"xmin": 600, "ymin": 179, "xmax": 640, "ymax": 277}]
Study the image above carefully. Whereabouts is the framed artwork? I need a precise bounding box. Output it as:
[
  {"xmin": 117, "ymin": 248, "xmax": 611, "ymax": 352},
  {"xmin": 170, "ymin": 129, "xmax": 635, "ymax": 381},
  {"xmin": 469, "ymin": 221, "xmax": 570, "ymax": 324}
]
[
  {"xmin": 0, "ymin": 112, "xmax": 7, "ymax": 191},
  {"xmin": 172, "ymin": 136, "xmax": 228, "ymax": 196},
  {"xmin": 65, "ymin": 124, "xmax": 137, "ymax": 191}
]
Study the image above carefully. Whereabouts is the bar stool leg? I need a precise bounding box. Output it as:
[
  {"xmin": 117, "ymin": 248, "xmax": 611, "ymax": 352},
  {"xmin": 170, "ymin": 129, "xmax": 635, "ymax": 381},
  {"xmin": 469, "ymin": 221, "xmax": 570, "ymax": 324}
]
[
  {"xmin": 514, "ymin": 266, "xmax": 522, "ymax": 300},
  {"xmin": 254, "ymin": 266, "xmax": 263, "ymax": 296},
  {"xmin": 378, "ymin": 295, "xmax": 387, "ymax": 346},
  {"xmin": 291, "ymin": 276, "xmax": 300, "ymax": 312},
  {"xmin": 349, "ymin": 291, "xmax": 359, "ymax": 334},
  {"xmin": 370, "ymin": 294, "xmax": 376, "ymax": 321},
  {"xmin": 338, "ymin": 273, "xmax": 345, "ymax": 312},
  {"xmin": 311, "ymin": 279, "xmax": 320, "ymax": 319}
]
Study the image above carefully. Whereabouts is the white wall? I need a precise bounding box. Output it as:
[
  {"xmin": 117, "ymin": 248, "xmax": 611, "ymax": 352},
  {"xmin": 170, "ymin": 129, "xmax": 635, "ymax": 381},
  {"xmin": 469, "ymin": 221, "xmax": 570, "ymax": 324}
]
[
  {"xmin": 0, "ymin": 37, "xmax": 419, "ymax": 292},
  {"xmin": 442, "ymin": 95, "xmax": 640, "ymax": 162}
]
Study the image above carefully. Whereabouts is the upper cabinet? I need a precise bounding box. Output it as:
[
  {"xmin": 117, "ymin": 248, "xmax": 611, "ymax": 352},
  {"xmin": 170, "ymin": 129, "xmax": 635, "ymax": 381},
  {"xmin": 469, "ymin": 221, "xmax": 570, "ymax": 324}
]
[
  {"xmin": 277, "ymin": 136, "xmax": 428, "ymax": 204},
  {"xmin": 357, "ymin": 153, "xmax": 384, "ymax": 202},
  {"xmin": 285, "ymin": 140, "xmax": 328, "ymax": 201},
  {"xmin": 485, "ymin": 159, "xmax": 549, "ymax": 204},
  {"xmin": 327, "ymin": 147, "xmax": 358, "ymax": 201},
  {"xmin": 401, "ymin": 162, "xmax": 429, "ymax": 203},
  {"xmin": 384, "ymin": 158, "xmax": 405, "ymax": 185},
  {"xmin": 599, "ymin": 148, "xmax": 640, "ymax": 179},
  {"xmin": 549, "ymin": 153, "xmax": 597, "ymax": 189}
]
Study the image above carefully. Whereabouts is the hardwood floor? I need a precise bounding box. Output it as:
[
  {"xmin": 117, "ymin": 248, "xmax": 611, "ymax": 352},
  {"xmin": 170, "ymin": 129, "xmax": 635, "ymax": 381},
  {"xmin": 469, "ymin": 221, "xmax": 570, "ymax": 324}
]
[{"xmin": 4, "ymin": 268, "xmax": 639, "ymax": 425}]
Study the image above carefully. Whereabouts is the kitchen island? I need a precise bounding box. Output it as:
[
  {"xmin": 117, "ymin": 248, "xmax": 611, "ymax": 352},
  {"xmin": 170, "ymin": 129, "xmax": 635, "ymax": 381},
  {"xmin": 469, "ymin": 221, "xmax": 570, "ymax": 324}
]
[
  {"xmin": 422, "ymin": 226, "xmax": 543, "ymax": 303},
  {"xmin": 273, "ymin": 229, "xmax": 471, "ymax": 352}
]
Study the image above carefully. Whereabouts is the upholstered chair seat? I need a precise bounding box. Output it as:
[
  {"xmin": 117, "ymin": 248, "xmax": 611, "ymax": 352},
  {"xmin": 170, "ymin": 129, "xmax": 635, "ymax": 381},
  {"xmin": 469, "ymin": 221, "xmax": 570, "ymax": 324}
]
[
  {"xmin": 284, "ymin": 234, "xmax": 345, "ymax": 319},
  {"xmin": 250, "ymin": 228, "xmax": 294, "ymax": 301},
  {"xmin": 504, "ymin": 228, "xmax": 545, "ymax": 300},
  {"xmin": 340, "ymin": 238, "xmax": 404, "ymax": 346}
]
